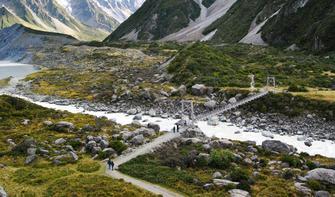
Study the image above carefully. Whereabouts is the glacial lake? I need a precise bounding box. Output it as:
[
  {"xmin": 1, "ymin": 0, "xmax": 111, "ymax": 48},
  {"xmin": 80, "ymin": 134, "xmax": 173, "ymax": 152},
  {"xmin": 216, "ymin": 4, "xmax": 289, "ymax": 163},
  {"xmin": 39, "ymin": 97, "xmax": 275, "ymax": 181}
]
[{"xmin": 0, "ymin": 61, "xmax": 38, "ymax": 84}]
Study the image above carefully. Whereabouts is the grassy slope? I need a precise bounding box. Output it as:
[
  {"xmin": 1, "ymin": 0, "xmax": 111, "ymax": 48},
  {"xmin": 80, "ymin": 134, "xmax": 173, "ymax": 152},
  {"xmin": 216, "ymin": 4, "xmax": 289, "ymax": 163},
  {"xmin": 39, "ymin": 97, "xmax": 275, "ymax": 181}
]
[
  {"xmin": 119, "ymin": 141, "xmax": 335, "ymax": 196},
  {"xmin": 168, "ymin": 43, "xmax": 335, "ymax": 88},
  {"xmin": 105, "ymin": 0, "xmax": 201, "ymax": 41},
  {"xmin": 262, "ymin": 0, "xmax": 335, "ymax": 52},
  {"xmin": 0, "ymin": 95, "xmax": 155, "ymax": 196}
]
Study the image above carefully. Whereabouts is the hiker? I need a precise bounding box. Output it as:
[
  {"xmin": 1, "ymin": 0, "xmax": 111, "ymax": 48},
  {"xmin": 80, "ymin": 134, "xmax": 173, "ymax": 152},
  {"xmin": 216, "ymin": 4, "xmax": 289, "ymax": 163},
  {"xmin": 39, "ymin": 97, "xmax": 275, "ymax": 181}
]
[
  {"xmin": 173, "ymin": 126, "xmax": 176, "ymax": 133},
  {"xmin": 177, "ymin": 124, "xmax": 180, "ymax": 132},
  {"xmin": 107, "ymin": 158, "xmax": 114, "ymax": 170}
]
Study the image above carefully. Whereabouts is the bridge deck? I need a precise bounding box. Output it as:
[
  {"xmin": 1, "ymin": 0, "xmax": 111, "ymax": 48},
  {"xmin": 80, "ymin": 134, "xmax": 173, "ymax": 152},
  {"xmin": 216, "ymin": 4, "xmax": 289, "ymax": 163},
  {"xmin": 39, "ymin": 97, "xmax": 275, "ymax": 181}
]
[{"xmin": 194, "ymin": 91, "xmax": 269, "ymax": 121}]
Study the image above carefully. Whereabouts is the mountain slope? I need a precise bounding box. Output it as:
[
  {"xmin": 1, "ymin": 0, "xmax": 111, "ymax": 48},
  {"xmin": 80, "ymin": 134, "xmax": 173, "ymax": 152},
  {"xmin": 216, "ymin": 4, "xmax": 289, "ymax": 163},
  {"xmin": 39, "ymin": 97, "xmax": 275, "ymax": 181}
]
[
  {"xmin": 0, "ymin": 6, "xmax": 25, "ymax": 29},
  {"xmin": 0, "ymin": 24, "xmax": 77, "ymax": 61},
  {"xmin": 107, "ymin": 0, "xmax": 335, "ymax": 52},
  {"xmin": 0, "ymin": 0, "xmax": 144, "ymax": 41},
  {"xmin": 104, "ymin": 0, "xmax": 202, "ymax": 41}
]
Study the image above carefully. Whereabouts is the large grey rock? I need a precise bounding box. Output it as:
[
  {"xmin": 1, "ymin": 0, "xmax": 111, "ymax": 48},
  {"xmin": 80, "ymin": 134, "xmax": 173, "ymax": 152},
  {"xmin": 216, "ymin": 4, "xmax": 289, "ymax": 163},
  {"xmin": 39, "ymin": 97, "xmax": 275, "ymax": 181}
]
[
  {"xmin": 69, "ymin": 151, "xmax": 79, "ymax": 161},
  {"xmin": 213, "ymin": 179, "xmax": 239, "ymax": 187},
  {"xmin": 204, "ymin": 100, "xmax": 216, "ymax": 109},
  {"xmin": 262, "ymin": 140, "xmax": 296, "ymax": 154},
  {"xmin": 207, "ymin": 116, "xmax": 220, "ymax": 126},
  {"xmin": 12, "ymin": 138, "xmax": 36, "ymax": 154},
  {"xmin": 54, "ymin": 138, "xmax": 67, "ymax": 145},
  {"xmin": 0, "ymin": 186, "xmax": 7, "ymax": 197},
  {"xmin": 102, "ymin": 148, "xmax": 117, "ymax": 157},
  {"xmin": 178, "ymin": 85, "xmax": 187, "ymax": 96},
  {"xmin": 315, "ymin": 191, "xmax": 330, "ymax": 197},
  {"xmin": 210, "ymin": 139, "xmax": 233, "ymax": 148},
  {"xmin": 138, "ymin": 128, "xmax": 156, "ymax": 137},
  {"xmin": 53, "ymin": 121, "xmax": 75, "ymax": 132},
  {"xmin": 228, "ymin": 97, "xmax": 237, "ymax": 104},
  {"xmin": 294, "ymin": 182, "xmax": 312, "ymax": 196},
  {"xmin": 121, "ymin": 131, "xmax": 134, "ymax": 141},
  {"xmin": 212, "ymin": 171, "xmax": 223, "ymax": 179},
  {"xmin": 228, "ymin": 189, "xmax": 250, "ymax": 197},
  {"xmin": 131, "ymin": 134, "xmax": 145, "ymax": 145},
  {"xmin": 181, "ymin": 126, "xmax": 206, "ymax": 139},
  {"xmin": 191, "ymin": 84, "xmax": 207, "ymax": 96},
  {"xmin": 147, "ymin": 123, "xmax": 160, "ymax": 132},
  {"xmin": 148, "ymin": 109, "xmax": 156, "ymax": 117},
  {"xmin": 127, "ymin": 109, "xmax": 137, "ymax": 115},
  {"xmin": 262, "ymin": 131, "xmax": 274, "ymax": 139},
  {"xmin": 100, "ymin": 140, "xmax": 109, "ymax": 149},
  {"xmin": 25, "ymin": 155, "xmax": 36, "ymax": 164},
  {"xmin": 305, "ymin": 168, "xmax": 335, "ymax": 185},
  {"xmin": 27, "ymin": 148, "xmax": 37, "ymax": 156}
]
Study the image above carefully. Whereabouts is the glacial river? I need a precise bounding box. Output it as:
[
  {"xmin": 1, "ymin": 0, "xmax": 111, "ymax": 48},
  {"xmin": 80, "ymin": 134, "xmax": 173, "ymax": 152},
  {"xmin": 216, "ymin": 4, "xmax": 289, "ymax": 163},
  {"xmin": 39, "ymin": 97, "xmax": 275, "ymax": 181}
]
[{"xmin": 1, "ymin": 61, "xmax": 335, "ymax": 158}]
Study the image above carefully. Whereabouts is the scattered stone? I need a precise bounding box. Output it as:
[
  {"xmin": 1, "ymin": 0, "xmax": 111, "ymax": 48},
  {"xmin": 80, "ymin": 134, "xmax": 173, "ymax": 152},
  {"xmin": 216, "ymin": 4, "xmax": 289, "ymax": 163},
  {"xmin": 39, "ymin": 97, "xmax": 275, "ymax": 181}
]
[
  {"xmin": 25, "ymin": 155, "xmax": 36, "ymax": 164},
  {"xmin": 204, "ymin": 100, "xmax": 216, "ymax": 109},
  {"xmin": 69, "ymin": 151, "xmax": 79, "ymax": 161},
  {"xmin": 228, "ymin": 97, "xmax": 237, "ymax": 104},
  {"xmin": 127, "ymin": 109, "xmax": 137, "ymax": 115},
  {"xmin": 53, "ymin": 121, "xmax": 75, "ymax": 132},
  {"xmin": 54, "ymin": 138, "xmax": 67, "ymax": 145},
  {"xmin": 294, "ymin": 182, "xmax": 312, "ymax": 196},
  {"xmin": 43, "ymin": 120, "xmax": 53, "ymax": 126},
  {"xmin": 212, "ymin": 171, "xmax": 223, "ymax": 179},
  {"xmin": 262, "ymin": 140, "xmax": 296, "ymax": 154},
  {"xmin": 191, "ymin": 84, "xmax": 207, "ymax": 96},
  {"xmin": 213, "ymin": 179, "xmax": 239, "ymax": 187},
  {"xmin": 228, "ymin": 189, "xmax": 250, "ymax": 197},
  {"xmin": 315, "ymin": 191, "xmax": 330, "ymax": 197},
  {"xmin": 22, "ymin": 119, "xmax": 30, "ymax": 125},
  {"xmin": 147, "ymin": 123, "xmax": 160, "ymax": 132},
  {"xmin": 304, "ymin": 141, "xmax": 312, "ymax": 147},
  {"xmin": 133, "ymin": 114, "xmax": 142, "ymax": 120},
  {"xmin": 305, "ymin": 168, "xmax": 335, "ymax": 184},
  {"xmin": 130, "ymin": 134, "xmax": 145, "ymax": 145},
  {"xmin": 102, "ymin": 148, "xmax": 117, "ymax": 158},
  {"xmin": 0, "ymin": 186, "xmax": 7, "ymax": 197},
  {"xmin": 207, "ymin": 116, "xmax": 220, "ymax": 126},
  {"xmin": 148, "ymin": 109, "xmax": 156, "ymax": 117},
  {"xmin": 262, "ymin": 131, "xmax": 274, "ymax": 139},
  {"xmin": 203, "ymin": 183, "xmax": 214, "ymax": 190},
  {"xmin": 210, "ymin": 139, "xmax": 233, "ymax": 148}
]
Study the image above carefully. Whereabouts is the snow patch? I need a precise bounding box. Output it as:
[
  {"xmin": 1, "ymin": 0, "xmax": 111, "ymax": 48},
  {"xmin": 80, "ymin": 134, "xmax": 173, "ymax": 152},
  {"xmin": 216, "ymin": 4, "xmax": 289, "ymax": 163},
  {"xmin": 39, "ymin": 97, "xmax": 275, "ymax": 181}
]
[
  {"xmin": 239, "ymin": 10, "xmax": 280, "ymax": 46},
  {"xmin": 162, "ymin": 0, "xmax": 238, "ymax": 42}
]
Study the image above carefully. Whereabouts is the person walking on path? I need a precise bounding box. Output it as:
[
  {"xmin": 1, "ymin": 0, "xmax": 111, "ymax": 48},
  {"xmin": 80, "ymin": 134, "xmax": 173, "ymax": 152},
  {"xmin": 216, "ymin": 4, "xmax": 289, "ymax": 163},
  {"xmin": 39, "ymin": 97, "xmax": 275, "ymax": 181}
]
[
  {"xmin": 173, "ymin": 126, "xmax": 176, "ymax": 133},
  {"xmin": 107, "ymin": 158, "xmax": 114, "ymax": 170},
  {"xmin": 177, "ymin": 124, "xmax": 180, "ymax": 133}
]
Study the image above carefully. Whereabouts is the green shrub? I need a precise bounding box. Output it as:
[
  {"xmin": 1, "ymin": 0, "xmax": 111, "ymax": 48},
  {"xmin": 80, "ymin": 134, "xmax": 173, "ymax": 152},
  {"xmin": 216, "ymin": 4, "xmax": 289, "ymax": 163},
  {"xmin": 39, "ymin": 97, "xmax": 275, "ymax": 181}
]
[
  {"xmin": 110, "ymin": 140, "xmax": 128, "ymax": 155},
  {"xmin": 281, "ymin": 155, "xmax": 302, "ymax": 168},
  {"xmin": 282, "ymin": 170, "xmax": 295, "ymax": 180},
  {"xmin": 306, "ymin": 160, "xmax": 317, "ymax": 170},
  {"xmin": 77, "ymin": 160, "xmax": 101, "ymax": 173},
  {"xmin": 288, "ymin": 85, "xmax": 308, "ymax": 92},
  {"xmin": 229, "ymin": 167, "xmax": 250, "ymax": 182},
  {"xmin": 307, "ymin": 179, "xmax": 324, "ymax": 191},
  {"xmin": 195, "ymin": 155, "xmax": 209, "ymax": 167},
  {"xmin": 237, "ymin": 180, "xmax": 251, "ymax": 192},
  {"xmin": 209, "ymin": 149, "xmax": 235, "ymax": 169}
]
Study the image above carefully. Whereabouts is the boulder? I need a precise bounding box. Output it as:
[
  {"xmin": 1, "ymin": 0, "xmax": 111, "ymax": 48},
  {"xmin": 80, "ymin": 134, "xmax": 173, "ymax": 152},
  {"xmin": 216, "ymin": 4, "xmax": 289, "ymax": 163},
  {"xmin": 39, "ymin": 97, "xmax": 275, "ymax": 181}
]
[
  {"xmin": 27, "ymin": 148, "xmax": 37, "ymax": 156},
  {"xmin": 262, "ymin": 140, "xmax": 296, "ymax": 154},
  {"xmin": 69, "ymin": 151, "xmax": 79, "ymax": 161},
  {"xmin": 315, "ymin": 191, "xmax": 330, "ymax": 197},
  {"xmin": 207, "ymin": 116, "xmax": 220, "ymax": 126},
  {"xmin": 178, "ymin": 85, "xmax": 187, "ymax": 96},
  {"xmin": 147, "ymin": 123, "xmax": 160, "ymax": 132},
  {"xmin": 210, "ymin": 139, "xmax": 233, "ymax": 148},
  {"xmin": 12, "ymin": 138, "xmax": 36, "ymax": 154},
  {"xmin": 294, "ymin": 182, "xmax": 312, "ymax": 196},
  {"xmin": 130, "ymin": 134, "xmax": 145, "ymax": 145},
  {"xmin": 213, "ymin": 179, "xmax": 239, "ymax": 187},
  {"xmin": 43, "ymin": 120, "xmax": 53, "ymax": 126},
  {"xmin": 203, "ymin": 183, "xmax": 214, "ymax": 190},
  {"xmin": 0, "ymin": 186, "xmax": 7, "ymax": 197},
  {"xmin": 261, "ymin": 131, "xmax": 274, "ymax": 139},
  {"xmin": 53, "ymin": 121, "xmax": 75, "ymax": 132},
  {"xmin": 228, "ymin": 97, "xmax": 237, "ymax": 104},
  {"xmin": 305, "ymin": 168, "xmax": 335, "ymax": 185},
  {"xmin": 181, "ymin": 138, "xmax": 202, "ymax": 144},
  {"xmin": 204, "ymin": 100, "xmax": 216, "ymax": 109},
  {"xmin": 133, "ymin": 114, "xmax": 142, "ymax": 121},
  {"xmin": 181, "ymin": 126, "xmax": 206, "ymax": 139},
  {"xmin": 228, "ymin": 189, "xmax": 250, "ymax": 197},
  {"xmin": 138, "ymin": 128, "xmax": 156, "ymax": 137},
  {"xmin": 25, "ymin": 155, "xmax": 36, "ymax": 164},
  {"xmin": 100, "ymin": 140, "xmax": 109, "ymax": 149},
  {"xmin": 121, "ymin": 131, "xmax": 134, "ymax": 141},
  {"xmin": 54, "ymin": 138, "xmax": 67, "ymax": 145},
  {"xmin": 212, "ymin": 171, "xmax": 223, "ymax": 179},
  {"xmin": 127, "ymin": 109, "xmax": 137, "ymax": 115},
  {"xmin": 191, "ymin": 84, "xmax": 207, "ymax": 96},
  {"xmin": 102, "ymin": 148, "xmax": 117, "ymax": 157},
  {"xmin": 148, "ymin": 109, "xmax": 156, "ymax": 117}
]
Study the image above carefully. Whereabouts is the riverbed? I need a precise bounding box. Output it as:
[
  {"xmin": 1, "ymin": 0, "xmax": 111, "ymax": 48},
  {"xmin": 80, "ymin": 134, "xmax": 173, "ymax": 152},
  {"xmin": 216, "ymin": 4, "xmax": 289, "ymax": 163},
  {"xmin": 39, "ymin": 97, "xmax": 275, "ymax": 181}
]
[
  {"xmin": 0, "ymin": 61, "xmax": 38, "ymax": 85},
  {"xmin": 1, "ymin": 62, "xmax": 335, "ymax": 158}
]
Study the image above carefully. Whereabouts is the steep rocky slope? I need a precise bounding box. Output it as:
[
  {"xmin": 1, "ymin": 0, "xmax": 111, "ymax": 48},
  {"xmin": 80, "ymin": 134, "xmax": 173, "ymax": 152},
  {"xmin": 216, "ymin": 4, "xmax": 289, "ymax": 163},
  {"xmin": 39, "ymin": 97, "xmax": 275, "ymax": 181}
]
[
  {"xmin": 0, "ymin": 24, "xmax": 76, "ymax": 61},
  {"xmin": 0, "ymin": 0, "xmax": 144, "ymax": 41},
  {"xmin": 107, "ymin": 0, "xmax": 335, "ymax": 52}
]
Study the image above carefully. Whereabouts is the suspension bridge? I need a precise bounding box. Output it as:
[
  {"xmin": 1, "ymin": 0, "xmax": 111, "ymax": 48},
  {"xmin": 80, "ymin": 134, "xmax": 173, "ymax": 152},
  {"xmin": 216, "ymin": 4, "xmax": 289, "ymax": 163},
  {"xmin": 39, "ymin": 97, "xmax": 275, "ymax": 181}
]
[{"xmin": 181, "ymin": 76, "xmax": 276, "ymax": 123}]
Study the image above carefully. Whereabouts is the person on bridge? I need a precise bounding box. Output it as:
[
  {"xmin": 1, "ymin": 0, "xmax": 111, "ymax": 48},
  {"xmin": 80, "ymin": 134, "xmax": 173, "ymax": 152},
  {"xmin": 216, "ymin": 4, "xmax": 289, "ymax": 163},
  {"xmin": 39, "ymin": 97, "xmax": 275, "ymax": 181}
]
[
  {"xmin": 177, "ymin": 124, "xmax": 180, "ymax": 132},
  {"xmin": 107, "ymin": 158, "xmax": 114, "ymax": 170},
  {"xmin": 173, "ymin": 126, "xmax": 176, "ymax": 133}
]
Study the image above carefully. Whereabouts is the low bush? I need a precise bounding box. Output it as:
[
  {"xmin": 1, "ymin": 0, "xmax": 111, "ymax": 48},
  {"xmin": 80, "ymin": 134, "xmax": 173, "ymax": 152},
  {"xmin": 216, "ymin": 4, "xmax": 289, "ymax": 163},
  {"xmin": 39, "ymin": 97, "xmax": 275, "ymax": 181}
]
[
  {"xmin": 77, "ymin": 160, "xmax": 101, "ymax": 173},
  {"xmin": 281, "ymin": 155, "xmax": 303, "ymax": 168},
  {"xmin": 110, "ymin": 140, "xmax": 128, "ymax": 155},
  {"xmin": 288, "ymin": 85, "xmax": 308, "ymax": 92},
  {"xmin": 230, "ymin": 167, "xmax": 250, "ymax": 182},
  {"xmin": 209, "ymin": 149, "xmax": 235, "ymax": 169}
]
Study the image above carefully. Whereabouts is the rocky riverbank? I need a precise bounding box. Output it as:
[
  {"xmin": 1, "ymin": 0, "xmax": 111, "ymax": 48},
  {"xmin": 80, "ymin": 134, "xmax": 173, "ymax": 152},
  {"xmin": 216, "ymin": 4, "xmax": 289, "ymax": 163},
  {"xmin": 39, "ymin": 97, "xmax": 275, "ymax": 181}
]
[{"xmin": 8, "ymin": 80, "xmax": 335, "ymax": 147}]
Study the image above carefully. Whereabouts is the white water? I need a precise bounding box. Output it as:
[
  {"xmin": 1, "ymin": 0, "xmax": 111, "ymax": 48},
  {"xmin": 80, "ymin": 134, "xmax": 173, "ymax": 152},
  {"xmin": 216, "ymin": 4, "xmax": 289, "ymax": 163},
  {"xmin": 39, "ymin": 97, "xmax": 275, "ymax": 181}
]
[{"xmin": 1, "ymin": 62, "xmax": 335, "ymax": 158}]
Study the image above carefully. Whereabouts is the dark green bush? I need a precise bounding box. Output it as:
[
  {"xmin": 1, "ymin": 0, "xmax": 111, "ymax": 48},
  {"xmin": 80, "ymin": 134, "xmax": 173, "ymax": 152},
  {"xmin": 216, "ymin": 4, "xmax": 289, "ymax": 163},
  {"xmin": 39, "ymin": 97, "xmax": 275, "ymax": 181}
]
[
  {"xmin": 209, "ymin": 149, "xmax": 235, "ymax": 169},
  {"xmin": 281, "ymin": 155, "xmax": 303, "ymax": 168},
  {"xmin": 110, "ymin": 140, "xmax": 128, "ymax": 155},
  {"xmin": 230, "ymin": 167, "xmax": 250, "ymax": 182},
  {"xmin": 288, "ymin": 85, "xmax": 308, "ymax": 92}
]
